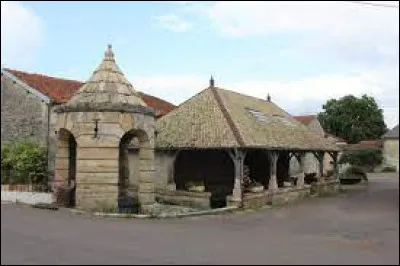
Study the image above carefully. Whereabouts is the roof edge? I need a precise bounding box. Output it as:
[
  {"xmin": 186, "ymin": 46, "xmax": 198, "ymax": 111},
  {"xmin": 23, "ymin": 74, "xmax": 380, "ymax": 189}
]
[
  {"xmin": 211, "ymin": 87, "xmax": 245, "ymax": 146},
  {"xmin": 1, "ymin": 68, "xmax": 51, "ymax": 104}
]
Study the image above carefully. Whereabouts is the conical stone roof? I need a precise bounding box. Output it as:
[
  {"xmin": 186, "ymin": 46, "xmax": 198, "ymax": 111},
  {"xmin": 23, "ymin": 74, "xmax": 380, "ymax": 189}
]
[{"xmin": 56, "ymin": 45, "xmax": 153, "ymax": 115}]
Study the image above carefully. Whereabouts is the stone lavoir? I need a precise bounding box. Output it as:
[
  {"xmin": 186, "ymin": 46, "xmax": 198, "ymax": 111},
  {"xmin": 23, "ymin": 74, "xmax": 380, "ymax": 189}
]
[{"xmin": 52, "ymin": 45, "xmax": 342, "ymax": 214}]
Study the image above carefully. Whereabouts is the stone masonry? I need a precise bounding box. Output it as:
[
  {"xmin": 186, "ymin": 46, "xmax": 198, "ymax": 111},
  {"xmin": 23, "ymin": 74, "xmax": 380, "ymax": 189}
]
[{"xmin": 54, "ymin": 45, "xmax": 156, "ymax": 212}]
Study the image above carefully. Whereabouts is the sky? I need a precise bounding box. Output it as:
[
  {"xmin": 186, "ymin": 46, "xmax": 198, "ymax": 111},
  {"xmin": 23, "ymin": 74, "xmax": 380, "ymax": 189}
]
[{"xmin": 1, "ymin": 1, "xmax": 399, "ymax": 128}]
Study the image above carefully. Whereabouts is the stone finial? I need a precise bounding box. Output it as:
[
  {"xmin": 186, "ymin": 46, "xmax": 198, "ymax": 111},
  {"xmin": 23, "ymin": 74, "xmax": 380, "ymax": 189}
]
[
  {"xmin": 105, "ymin": 44, "xmax": 114, "ymax": 58},
  {"xmin": 267, "ymin": 93, "xmax": 271, "ymax": 102},
  {"xmin": 209, "ymin": 75, "xmax": 215, "ymax": 88}
]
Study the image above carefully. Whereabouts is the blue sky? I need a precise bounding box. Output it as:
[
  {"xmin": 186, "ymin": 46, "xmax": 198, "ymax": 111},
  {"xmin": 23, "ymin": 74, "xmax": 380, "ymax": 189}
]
[{"xmin": 1, "ymin": 1, "xmax": 399, "ymax": 128}]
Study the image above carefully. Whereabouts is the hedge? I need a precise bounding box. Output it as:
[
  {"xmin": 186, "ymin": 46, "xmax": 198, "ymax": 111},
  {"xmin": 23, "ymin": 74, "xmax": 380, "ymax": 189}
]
[{"xmin": 1, "ymin": 140, "xmax": 47, "ymax": 185}]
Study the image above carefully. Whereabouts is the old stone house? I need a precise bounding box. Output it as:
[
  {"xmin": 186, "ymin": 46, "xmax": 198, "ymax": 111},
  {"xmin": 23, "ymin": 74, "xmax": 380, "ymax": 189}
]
[
  {"xmin": 382, "ymin": 125, "xmax": 399, "ymax": 171},
  {"xmin": 290, "ymin": 115, "xmax": 346, "ymax": 176},
  {"xmin": 1, "ymin": 68, "xmax": 176, "ymax": 176}
]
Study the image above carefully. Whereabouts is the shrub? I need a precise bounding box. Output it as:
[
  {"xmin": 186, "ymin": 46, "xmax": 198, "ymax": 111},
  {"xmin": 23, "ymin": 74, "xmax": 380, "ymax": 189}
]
[
  {"xmin": 381, "ymin": 165, "xmax": 397, "ymax": 173},
  {"xmin": 340, "ymin": 166, "xmax": 368, "ymax": 185},
  {"xmin": 1, "ymin": 140, "xmax": 47, "ymax": 185},
  {"xmin": 339, "ymin": 149, "xmax": 382, "ymax": 171}
]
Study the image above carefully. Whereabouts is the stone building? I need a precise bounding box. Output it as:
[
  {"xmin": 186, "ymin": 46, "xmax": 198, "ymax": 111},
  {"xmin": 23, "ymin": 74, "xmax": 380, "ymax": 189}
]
[
  {"xmin": 1, "ymin": 46, "xmax": 342, "ymax": 212},
  {"xmin": 154, "ymin": 81, "xmax": 341, "ymax": 209},
  {"xmin": 382, "ymin": 125, "xmax": 399, "ymax": 171},
  {"xmin": 290, "ymin": 115, "xmax": 346, "ymax": 176},
  {"xmin": 1, "ymin": 67, "xmax": 175, "ymax": 177}
]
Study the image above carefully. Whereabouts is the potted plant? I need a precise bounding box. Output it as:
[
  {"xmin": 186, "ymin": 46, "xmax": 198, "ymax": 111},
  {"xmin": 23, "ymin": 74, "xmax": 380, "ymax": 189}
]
[{"xmin": 187, "ymin": 181, "xmax": 205, "ymax": 192}]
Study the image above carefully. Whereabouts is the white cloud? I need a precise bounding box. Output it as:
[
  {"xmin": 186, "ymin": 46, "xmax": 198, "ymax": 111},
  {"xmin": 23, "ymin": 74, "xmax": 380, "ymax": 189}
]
[
  {"xmin": 184, "ymin": 1, "xmax": 399, "ymax": 65},
  {"xmin": 132, "ymin": 74, "xmax": 206, "ymax": 104},
  {"xmin": 133, "ymin": 68, "xmax": 399, "ymax": 128},
  {"xmin": 1, "ymin": 1, "xmax": 44, "ymax": 68},
  {"xmin": 154, "ymin": 14, "xmax": 192, "ymax": 32}
]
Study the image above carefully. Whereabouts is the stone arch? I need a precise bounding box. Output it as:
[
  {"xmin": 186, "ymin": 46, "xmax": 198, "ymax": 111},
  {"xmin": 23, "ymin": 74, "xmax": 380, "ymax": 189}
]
[
  {"xmin": 118, "ymin": 129, "xmax": 152, "ymax": 211},
  {"xmin": 55, "ymin": 128, "xmax": 77, "ymax": 207}
]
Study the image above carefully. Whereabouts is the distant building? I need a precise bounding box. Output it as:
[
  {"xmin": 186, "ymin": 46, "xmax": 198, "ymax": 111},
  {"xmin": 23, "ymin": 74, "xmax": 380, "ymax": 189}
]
[
  {"xmin": 381, "ymin": 125, "xmax": 399, "ymax": 171},
  {"xmin": 291, "ymin": 115, "xmax": 346, "ymax": 176}
]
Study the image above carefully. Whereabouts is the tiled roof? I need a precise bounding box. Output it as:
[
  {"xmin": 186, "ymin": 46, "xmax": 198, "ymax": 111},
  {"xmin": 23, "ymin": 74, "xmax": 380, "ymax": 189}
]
[
  {"xmin": 3, "ymin": 68, "xmax": 175, "ymax": 117},
  {"xmin": 293, "ymin": 115, "xmax": 317, "ymax": 126},
  {"xmin": 156, "ymin": 86, "xmax": 340, "ymax": 151},
  {"xmin": 345, "ymin": 140, "xmax": 383, "ymax": 151}
]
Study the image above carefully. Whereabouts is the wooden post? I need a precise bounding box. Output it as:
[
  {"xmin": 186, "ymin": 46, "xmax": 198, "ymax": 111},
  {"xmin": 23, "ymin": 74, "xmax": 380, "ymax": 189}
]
[
  {"xmin": 268, "ymin": 151, "xmax": 279, "ymax": 191},
  {"xmin": 168, "ymin": 150, "xmax": 180, "ymax": 190},
  {"xmin": 313, "ymin": 151, "xmax": 325, "ymax": 182},
  {"xmin": 295, "ymin": 152, "xmax": 306, "ymax": 188},
  {"xmin": 328, "ymin": 151, "xmax": 339, "ymax": 180},
  {"xmin": 229, "ymin": 148, "xmax": 246, "ymax": 208}
]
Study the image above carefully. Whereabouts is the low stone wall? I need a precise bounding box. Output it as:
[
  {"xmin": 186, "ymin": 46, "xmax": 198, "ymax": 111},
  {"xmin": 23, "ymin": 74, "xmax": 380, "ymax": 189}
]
[
  {"xmin": 310, "ymin": 179, "xmax": 340, "ymax": 196},
  {"xmin": 1, "ymin": 185, "xmax": 53, "ymax": 205},
  {"xmin": 155, "ymin": 188, "xmax": 211, "ymax": 210},
  {"xmin": 228, "ymin": 186, "xmax": 312, "ymax": 209}
]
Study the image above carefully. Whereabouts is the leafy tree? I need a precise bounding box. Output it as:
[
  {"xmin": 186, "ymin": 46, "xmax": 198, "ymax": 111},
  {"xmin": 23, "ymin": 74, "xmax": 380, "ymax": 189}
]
[{"xmin": 318, "ymin": 94, "xmax": 387, "ymax": 143}]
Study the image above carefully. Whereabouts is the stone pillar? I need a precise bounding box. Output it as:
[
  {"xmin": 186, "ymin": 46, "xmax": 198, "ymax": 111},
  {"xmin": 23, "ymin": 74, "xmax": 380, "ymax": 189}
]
[
  {"xmin": 296, "ymin": 152, "xmax": 306, "ymax": 188},
  {"xmin": 138, "ymin": 147, "xmax": 155, "ymax": 208},
  {"xmin": 315, "ymin": 151, "xmax": 325, "ymax": 182},
  {"xmin": 230, "ymin": 149, "xmax": 245, "ymax": 207},
  {"xmin": 268, "ymin": 151, "xmax": 279, "ymax": 191}
]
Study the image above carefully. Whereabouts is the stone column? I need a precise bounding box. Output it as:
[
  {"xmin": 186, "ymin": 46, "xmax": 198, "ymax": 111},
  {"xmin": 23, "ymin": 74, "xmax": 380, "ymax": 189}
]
[
  {"xmin": 315, "ymin": 151, "xmax": 325, "ymax": 182},
  {"xmin": 296, "ymin": 152, "xmax": 306, "ymax": 188},
  {"xmin": 268, "ymin": 151, "xmax": 279, "ymax": 191}
]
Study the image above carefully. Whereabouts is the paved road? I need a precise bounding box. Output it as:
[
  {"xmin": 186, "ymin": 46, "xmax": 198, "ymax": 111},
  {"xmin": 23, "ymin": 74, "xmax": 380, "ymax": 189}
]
[{"xmin": 2, "ymin": 174, "xmax": 399, "ymax": 265}]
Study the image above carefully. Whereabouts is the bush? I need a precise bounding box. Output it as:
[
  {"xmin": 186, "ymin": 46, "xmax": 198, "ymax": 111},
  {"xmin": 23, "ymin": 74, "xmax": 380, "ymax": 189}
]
[
  {"xmin": 381, "ymin": 165, "xmax": 397, "ymax": 173},
  {"xmin": 340, "ymin": 166, "xmax": 368, "ymax": 185},
  {"xmin": 339, "ymin": 149, "xmax": 382, "ymax": 172},
  {"xmin": 1, "ymin": 140, "xmax": 47, "ymax": 185}
]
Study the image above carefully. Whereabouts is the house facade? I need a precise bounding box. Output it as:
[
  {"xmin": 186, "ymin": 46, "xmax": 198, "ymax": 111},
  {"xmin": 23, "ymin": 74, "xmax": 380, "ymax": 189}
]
[{"xmin": 382, "ymin": 125, "xmax": 399, "ymax": 171}]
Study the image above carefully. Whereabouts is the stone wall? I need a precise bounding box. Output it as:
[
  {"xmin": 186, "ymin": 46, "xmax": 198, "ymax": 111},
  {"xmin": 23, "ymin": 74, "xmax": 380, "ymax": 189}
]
[
  {"xmin": 154, "ymin": 151, "xmax": 175, "ymax": 189},
  {"xmin": 228, "ymin": 186, "xmax": 311, "ymax": 209},
  {"xmin": 55, "ymin": 110, "xmax": 155, "ymax": 211},
  {"xmin": 383, "ymin": 139, "xmax": 399, "ymax": 171},
  {"xmin": 1, "ymin": 74, "xmax": 49, "ymax": 146},
  {"xmin": 155, "ymin": 188, "xmax": 211, "ymax": 209}
]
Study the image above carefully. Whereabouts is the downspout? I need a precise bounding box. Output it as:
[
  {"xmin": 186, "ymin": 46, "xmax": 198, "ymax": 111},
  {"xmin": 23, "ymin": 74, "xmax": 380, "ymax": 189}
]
[{"xmin": 46, "ymin": 101, "xmax": 52, "ymax": 190}]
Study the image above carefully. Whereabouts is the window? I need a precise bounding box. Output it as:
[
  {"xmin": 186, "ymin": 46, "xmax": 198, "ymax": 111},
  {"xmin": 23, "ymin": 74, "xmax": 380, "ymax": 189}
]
[{"xmin": 246, "ymin": 108, "xmax": 296, "ymax": 126}]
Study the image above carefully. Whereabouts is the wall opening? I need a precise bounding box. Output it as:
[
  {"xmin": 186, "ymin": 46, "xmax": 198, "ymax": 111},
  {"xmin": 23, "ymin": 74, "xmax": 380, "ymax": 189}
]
[
  {"xmin": 174, "ymin": 150, "xmax": 234, "ymax": 208},
  {"xmin": 118, "ymin": 129, "xmax": 149, "ymax": 213},
  {"xmin": 55, "ymin": 128, "xmax": 77, "ymax": 207}
]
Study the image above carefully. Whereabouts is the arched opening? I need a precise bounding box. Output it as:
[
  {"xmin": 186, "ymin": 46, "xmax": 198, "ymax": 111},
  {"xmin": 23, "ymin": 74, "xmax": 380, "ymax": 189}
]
[
  {"xmin": 55, "ymin": 128, "xmax": 77, "ymax": 207},
  {"xmin": 174, "ymin": 150, "xmax": 234, "ymax": 208},
  {"xmin": 244, "ymin": 150, "xmax": 270, "ymax": 189},
  {"xmin": 118, "ymin": 129, "xmax": 149, "ymax": 213}
]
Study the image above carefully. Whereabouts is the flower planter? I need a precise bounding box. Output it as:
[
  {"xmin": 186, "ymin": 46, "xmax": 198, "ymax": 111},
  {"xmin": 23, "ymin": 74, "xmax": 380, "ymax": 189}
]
[{"xmin": 248, "ymin": 186, "xmax": 264, "ymax": 193}]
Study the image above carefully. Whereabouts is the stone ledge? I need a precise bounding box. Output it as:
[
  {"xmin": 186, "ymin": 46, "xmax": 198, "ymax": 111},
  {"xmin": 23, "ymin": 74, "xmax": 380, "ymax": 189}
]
[{"xmin": 69, "ymin": 206, "xmax": 238, "ymax": 219}]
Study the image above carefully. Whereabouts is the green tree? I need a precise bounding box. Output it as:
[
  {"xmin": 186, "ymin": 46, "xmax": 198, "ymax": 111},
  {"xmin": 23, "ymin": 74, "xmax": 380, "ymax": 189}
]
[{"xmin": 318, "ymin": 95, "xmax": 387, "ymax": 144}]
